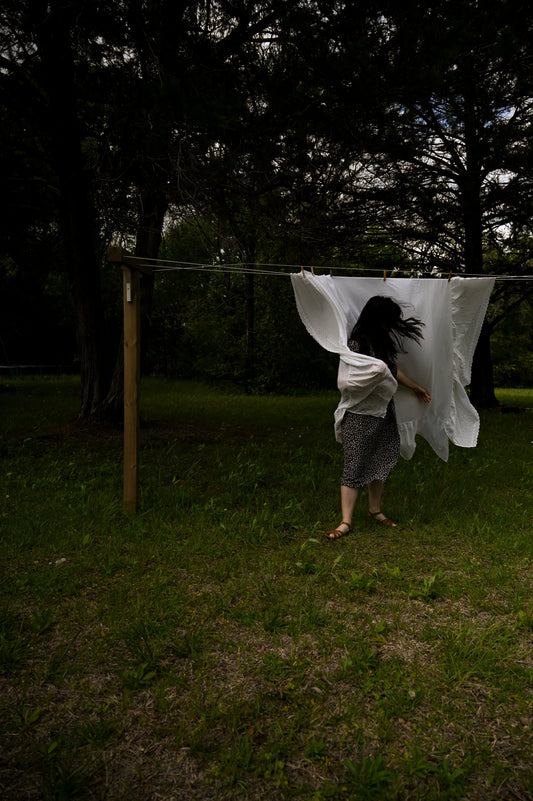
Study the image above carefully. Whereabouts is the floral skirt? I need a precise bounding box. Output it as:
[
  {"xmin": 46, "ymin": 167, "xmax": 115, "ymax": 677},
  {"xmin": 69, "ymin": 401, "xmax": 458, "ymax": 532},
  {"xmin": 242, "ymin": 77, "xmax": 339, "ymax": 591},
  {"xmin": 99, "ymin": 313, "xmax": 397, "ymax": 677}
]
[{"xmin": 341, "ymin": 401, "xmax": 400, "ymax": 488}]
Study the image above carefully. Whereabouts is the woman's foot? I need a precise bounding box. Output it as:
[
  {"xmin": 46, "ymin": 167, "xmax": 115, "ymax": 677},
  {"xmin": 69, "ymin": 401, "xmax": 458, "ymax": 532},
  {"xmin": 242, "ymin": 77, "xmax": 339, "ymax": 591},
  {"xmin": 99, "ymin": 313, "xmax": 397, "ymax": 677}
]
[
  {"xmin": 325, "ymin": 521, "xmax": 351, "ymax": 540},
  {"xmin": 369, "ymin": 510, "xmax": 398, "ymax": 527}
]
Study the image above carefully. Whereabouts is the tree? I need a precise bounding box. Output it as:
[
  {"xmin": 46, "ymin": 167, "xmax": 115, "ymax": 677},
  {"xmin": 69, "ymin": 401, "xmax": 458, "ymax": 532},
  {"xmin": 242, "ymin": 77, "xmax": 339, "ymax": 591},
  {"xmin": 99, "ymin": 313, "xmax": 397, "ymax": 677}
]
[
  {"xmin": 2, "ymin": 0, "xmax": 531, "ymax": 404},
  {"xmin": 1, "ymin": 0, "xmax": 130, "ymax": 415},
  {"xmin": 322, "ymin": 0, "xmax": 532, "ymax": 404},
  {"xmin": 0, "ymin": 0, "xmax": 297, "ymax": 416}
]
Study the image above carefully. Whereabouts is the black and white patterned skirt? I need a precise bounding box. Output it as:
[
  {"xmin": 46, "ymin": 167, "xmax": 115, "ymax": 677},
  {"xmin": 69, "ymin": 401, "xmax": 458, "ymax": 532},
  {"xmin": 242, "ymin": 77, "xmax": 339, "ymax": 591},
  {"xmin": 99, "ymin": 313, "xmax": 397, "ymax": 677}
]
[{"xmin": 341, "ymin": 401, "xmax": 400, "ymax": 488}]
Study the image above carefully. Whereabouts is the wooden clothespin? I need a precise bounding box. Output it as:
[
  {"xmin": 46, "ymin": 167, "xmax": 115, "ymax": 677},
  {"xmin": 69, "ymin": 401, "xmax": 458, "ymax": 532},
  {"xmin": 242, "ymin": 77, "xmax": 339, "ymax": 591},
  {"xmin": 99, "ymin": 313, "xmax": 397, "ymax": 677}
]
[
  {"xmin": 448, "ymin": 270, "xmax": 452, "ymax": 282},
  {"xmin": 383, "ymin": 269, "xmax": 387, "ymax": 281},
  {"xmin": 311, "ymin": 265, "xmax": 315, "ymax": 276},
  {"xmin": 301, "ymin": 266, "xmax": 305, "ymax": 277}
]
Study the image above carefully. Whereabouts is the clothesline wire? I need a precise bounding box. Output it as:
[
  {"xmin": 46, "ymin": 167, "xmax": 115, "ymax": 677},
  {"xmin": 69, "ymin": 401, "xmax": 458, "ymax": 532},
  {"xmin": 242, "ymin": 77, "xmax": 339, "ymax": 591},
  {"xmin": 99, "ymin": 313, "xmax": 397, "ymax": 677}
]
[{"xmin": 120, "ymin": 254, "xmax": 532, "ymax": 281}]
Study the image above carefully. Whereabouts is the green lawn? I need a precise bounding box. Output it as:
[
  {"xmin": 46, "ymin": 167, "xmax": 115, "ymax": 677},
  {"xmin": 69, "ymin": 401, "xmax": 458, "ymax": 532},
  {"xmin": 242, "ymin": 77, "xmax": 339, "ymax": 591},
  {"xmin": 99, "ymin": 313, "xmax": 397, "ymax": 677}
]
[{"xmin": 1, "ymin": 376, "xmax": 532, "ymax": 800}]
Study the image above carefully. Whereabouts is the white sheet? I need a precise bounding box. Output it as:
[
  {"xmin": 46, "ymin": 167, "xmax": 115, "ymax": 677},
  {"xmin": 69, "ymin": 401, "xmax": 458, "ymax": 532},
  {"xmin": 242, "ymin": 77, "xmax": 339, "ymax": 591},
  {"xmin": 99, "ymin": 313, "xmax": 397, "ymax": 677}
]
[{"xmin": 290, "ymin": 272, "xmax": 495, "ymax": 461}]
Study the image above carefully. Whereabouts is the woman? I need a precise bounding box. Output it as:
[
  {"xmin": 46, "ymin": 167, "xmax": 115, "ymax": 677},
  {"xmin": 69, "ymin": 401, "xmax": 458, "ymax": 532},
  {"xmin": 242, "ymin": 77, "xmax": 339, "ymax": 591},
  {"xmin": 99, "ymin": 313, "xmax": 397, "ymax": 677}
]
[{"xmin": 326, "ymin": 296, "xmax": 431, "ymax": 540}]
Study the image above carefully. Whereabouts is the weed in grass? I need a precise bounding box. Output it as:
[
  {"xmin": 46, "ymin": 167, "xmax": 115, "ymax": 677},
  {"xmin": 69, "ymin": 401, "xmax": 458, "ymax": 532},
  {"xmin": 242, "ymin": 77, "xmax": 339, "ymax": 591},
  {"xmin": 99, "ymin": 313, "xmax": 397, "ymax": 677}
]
[
  {"xmin": 122, "ymin": 620, "xmax": 157, "ymax": 664},
  {"xmin": 211, "ymin": 731, "xmax": 255, "ymax": 785},
  {"xmin": 75, "ymin": 717, "xmax": 120, "ymax": 745},
  {"xmin": 41, "ymin": 642, "xmax": 74, "ymax": 683},
  {"xmin": 432, "ymin": 622, "xmax": 514, "ymax": 686},
  {"xmin": 255, "ymin": 747, "xmax": 288, "ymax": 788},
  {"xmin": 260, "ymin": 653, "xmax": 308, "ymax": 692},
  {"xmin": 401, "ymin": 749, "xmax": 474, "ymax": 799},
  {"xmin": 516, "ymin": 608, "xmax": 533, "ymax": 631},
  {"xmin": 261, "ymin": 602, "xmax": 290, "ymax": 633},
  {"xmin": 0, "ymin": 610, "xmax": 29, "ymax": 673},
  {"xmin": 119, "ymin": 619, "xmax": 164, "ymax": 689},
  {"xmin": 296, "ymin": 590, "xmax": 329, "ymax": 631},
  {"xmin": 184, "ymin": 700, "xmax": 227, "ymax": 757},
  {"xmin": 225, "ymin": 451, "xmax": 268, "ymax": 496},
  {"xmin": 342, "ymin": 753, "xmax": 398, "ymax": 800},
  {"xmin": 402, "ymin": 744, "xmax": 440, "ymax": 781},
  {"xmin": 39, "ymin": 739, "xmax": 98, "ymax": 801},
  {"xmin": 349, "ymin": 570, "xmax": 378, "ymax": 594},
  {"xmin": 169, "ymin": 628, "xmax": 204, "ymax": 658},
  {"xmin": 339, "ymin": 644, "xmax": 379, "ymax": 680},
  {"xmin": 262, "ymin": 653, "xmax": 298, "ymax": 686},
  {"xmin": 11, "ymin": 703, "xmax": 44, "ymax": 733},
  {"xmin": 294, "ymin": 537, "xmax": 321, "ymax": 575},
  {"xmin": 401, "ymin": 750, "xmax": 475, "ymax": 800},
  {"xmin": 432, "ymin": 753, "xmax": 474, "ymax": 800},
  {"xmin": 305, "ymin": 738, "xmax": 329, "ymax": 762},
  {"xmin": 122, "ymin": 660, "xmax": 158, "ymax": 690},
  {"xmin": 409, "ymin": 570, "xmax": 446, "ymax": 601},
  {"xmin": 368, "ymin": 679, "xmax": 414, "ymax": 724},
  {"xmin": 380, "ymin": 563, "xmax": 405, "ymax": 583},
  {"xmin": 29, "ymin": 609, "xmax": 56, "ymax": 635},
  {"xmin": 371, "ymin": 619, "xmax": 388, "ymax": 642}
]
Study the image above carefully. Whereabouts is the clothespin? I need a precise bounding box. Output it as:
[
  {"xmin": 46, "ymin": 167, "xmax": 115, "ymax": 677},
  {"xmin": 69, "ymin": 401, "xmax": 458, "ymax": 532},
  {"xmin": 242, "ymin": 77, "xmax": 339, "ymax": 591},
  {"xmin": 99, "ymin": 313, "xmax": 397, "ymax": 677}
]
[
  {"xmin": 383, "ymin": 269, "xmax": 387, "ymax": 281},
  {"xmin": 301, "ymin": 266, "xmax": 305, "ymax": 277},
  {"xmin": 311, "ymin": 265, "xmax": 315, "ymax": 276},
  {"xmin": 329, "ymin": 269, "xmax": 333, "ymax": 277},
  {"xmin": 448, "ymin": 270, "xmax": 452, "ymax": 282}
]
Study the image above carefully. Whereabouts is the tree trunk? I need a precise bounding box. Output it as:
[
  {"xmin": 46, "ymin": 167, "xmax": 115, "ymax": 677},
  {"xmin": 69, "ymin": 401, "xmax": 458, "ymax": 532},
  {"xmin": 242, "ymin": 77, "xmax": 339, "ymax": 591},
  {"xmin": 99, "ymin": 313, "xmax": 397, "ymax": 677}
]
[
  {"xmin": 38, "ymin": 1, "xmax": 109, "ymax": 420},
  {"xmin": 245, "ymin": 272, "xmax": 255, "ymax": 391},
  {"xmin": 469, "ymin": 320, "xmax": 498, "ymax": 408},
  {"xmin": 462, "ymin": 89, "xmax": 497, "ymax": 408},
  {"xmin": 95, "ymin": 332, "xmax": 124, "ymax": 424}
]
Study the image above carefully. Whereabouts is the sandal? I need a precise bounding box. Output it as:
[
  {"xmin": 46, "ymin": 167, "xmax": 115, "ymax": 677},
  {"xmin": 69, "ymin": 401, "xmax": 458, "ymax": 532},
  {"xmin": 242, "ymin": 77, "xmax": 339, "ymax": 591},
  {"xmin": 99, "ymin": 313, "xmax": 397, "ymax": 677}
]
[
  {"xmin": 325, "ymin": 521, "xmax": 351, "ymax": 540},
  {"xmin": 369, "ymin": 511, "xmax": 398, "ymax": 528}
]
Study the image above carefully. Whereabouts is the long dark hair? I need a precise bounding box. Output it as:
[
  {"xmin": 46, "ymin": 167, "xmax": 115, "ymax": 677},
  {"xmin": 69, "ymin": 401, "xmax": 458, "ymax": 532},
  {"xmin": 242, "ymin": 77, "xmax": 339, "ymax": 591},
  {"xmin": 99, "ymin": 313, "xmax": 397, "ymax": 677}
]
[{"xmin": 349, "ymin": 296, "xmax": 424, "ymax": 366}]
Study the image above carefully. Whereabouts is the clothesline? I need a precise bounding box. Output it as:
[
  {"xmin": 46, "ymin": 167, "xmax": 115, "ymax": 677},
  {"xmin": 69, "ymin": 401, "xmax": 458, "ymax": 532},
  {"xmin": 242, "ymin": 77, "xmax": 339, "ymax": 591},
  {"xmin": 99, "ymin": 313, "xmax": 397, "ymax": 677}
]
[
  {"xmin": 118, "ymin": 254, "xmax": 532, "ymax": 280},
  {"xmin": 291, "ymin": 272, "xmax": 496, "ymax": 462}
]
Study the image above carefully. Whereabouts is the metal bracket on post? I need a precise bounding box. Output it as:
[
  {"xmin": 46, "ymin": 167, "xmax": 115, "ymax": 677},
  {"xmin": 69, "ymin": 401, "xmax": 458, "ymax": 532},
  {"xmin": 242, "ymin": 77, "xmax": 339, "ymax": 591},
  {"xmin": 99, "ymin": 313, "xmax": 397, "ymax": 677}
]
[{"xmin": 125, "ymin": 268, "xmax": 132, "ymax": 303}]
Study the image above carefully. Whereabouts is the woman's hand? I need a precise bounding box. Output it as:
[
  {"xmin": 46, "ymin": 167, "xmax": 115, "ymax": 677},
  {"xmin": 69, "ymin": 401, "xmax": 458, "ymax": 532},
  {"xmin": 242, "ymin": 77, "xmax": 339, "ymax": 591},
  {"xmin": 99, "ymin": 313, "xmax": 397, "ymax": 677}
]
[
  {"xmin": 397, "ymin": 369, "xmax": 431, "ymax": 403},
  {"xmin": 413, "ymin": 386, "xmax": 431, "ymax": 403}
]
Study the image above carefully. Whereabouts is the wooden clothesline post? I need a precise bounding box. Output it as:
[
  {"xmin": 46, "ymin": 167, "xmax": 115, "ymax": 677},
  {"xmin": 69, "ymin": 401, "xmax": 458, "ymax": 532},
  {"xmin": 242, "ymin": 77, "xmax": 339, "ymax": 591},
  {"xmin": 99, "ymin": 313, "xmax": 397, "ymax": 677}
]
[{"xmin": 107, "ymin": 246, "xmax": 152, "ymax": 515}]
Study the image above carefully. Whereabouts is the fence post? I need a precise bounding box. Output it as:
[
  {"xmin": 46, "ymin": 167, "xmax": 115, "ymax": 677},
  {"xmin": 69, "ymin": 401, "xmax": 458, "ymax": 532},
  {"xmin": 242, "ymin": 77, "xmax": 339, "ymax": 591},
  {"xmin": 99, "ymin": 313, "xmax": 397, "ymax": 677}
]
[
  {"xmin": 123, "ymin": 264, "xmax": 141, "ymax": 515},
  {"xmin": 107, "ymin": 246, "xmax": 142, "ymax": 516}
]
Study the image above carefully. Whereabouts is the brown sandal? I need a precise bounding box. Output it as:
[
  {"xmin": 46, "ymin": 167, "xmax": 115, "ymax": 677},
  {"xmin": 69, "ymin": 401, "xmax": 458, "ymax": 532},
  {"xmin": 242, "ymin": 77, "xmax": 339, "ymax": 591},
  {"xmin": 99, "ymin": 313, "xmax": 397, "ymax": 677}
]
[
  {"xmin": 369, "ymin": 511, "xmax": 398, "ymax": 528},
  {"xmin": 325, "ymin": 521, "xmax": 351, "ymax": 540}
]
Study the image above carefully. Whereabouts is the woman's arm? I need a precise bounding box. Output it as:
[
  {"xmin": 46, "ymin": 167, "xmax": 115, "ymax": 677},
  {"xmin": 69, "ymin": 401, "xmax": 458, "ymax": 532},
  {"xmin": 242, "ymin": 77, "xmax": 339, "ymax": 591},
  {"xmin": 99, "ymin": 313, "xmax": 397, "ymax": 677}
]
[{"xmin": 396, "ymin": 369, "xmax": 431, "ymax": 403}]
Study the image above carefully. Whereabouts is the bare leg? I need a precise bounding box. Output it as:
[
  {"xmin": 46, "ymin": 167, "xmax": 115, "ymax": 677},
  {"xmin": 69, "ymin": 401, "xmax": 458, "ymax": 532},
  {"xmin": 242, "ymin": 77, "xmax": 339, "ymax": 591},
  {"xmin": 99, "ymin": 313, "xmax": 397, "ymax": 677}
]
[
  {"xmin": 368, "ymin": 479, "xmax": 397, "ymax": 526},
  {"xmin": 341, "ymin": 485, "xmax": 359, "ymax": 528},
  {"xmin": 368, "ymin": 480, "xmax": 384, "ymax": 516},
  {"xmin": 325, "ymin": 485, "xmax": 358, "ymax": 539}
]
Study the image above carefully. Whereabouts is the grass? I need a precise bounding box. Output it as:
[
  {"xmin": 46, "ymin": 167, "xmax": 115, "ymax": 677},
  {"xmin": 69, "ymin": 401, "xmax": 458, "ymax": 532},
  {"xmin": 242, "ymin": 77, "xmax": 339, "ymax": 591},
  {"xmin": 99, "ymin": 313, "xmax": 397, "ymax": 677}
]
[{"xmin": 0, "ymin": 375, "xmax": 532, "ymax": 800}]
